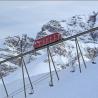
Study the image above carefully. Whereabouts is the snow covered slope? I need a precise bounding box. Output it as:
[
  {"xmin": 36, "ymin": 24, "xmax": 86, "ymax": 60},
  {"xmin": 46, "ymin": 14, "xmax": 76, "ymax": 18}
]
[
  {"xmin": 0, "ymin": 8, "xmax": 98, "ymax": 98},
  {"xmin": 0, "ymin": 56, "xmax": 98, "ymax": 98},
  {"xmin": 0, "ymin": 11, "xmax": 98, "ymax": 78}
]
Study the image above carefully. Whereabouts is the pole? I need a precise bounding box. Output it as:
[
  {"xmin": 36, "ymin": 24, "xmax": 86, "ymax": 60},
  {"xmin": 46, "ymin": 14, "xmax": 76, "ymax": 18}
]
[
  {"xmin": 22, "ymin": 58, "xmax": 34, "ymax": 94},
  {"xmin": 48, "ymin": 47, "xmax": 59, "ymax": 80},
  {"xmin": 20, "ymin": 40, "xmax": 27, "ymax": 98},
  {"xmin": 76, "ymin": 38, "xmax": 87, "ymax": 68},
  {"xmin": 0, "ymin": 75, "xmax": 9, "ymax": 98},
  {"xmin": 47, "ymin": 46, "xmax": 53, "ymax": 87},
  {"xmin": 75, "ymin": 38, "xmax": 82, "ymax": 73}
]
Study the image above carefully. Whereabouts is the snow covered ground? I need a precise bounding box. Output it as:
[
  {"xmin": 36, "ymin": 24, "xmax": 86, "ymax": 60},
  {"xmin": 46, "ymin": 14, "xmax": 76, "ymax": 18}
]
[{"xmin": 0, "ymin": 56, "xmax": 98, "ymax": 98}]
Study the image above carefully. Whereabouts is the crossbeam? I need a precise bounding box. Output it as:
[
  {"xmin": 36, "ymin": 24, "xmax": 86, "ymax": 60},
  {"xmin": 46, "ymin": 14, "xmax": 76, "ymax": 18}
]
[{"xmin": 0, "ymin": 27, "xmax": 98, "ymax": 64}]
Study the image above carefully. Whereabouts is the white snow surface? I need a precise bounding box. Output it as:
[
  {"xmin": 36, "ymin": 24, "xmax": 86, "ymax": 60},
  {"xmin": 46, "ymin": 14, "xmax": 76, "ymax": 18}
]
[
  {"xmin": 0, "ymin": 39, "xmax": 98, "ymax": 98},
  {"xmin": 0, "ymin": 56, "xmax": 98, "ymax": 98}
]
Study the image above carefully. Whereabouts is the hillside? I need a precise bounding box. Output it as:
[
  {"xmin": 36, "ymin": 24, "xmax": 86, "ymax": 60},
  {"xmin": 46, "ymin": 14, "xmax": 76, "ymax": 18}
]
[
  {"xmin": 0, "ymin": 10, "xmax": 98, "ymax": 98},
  {"xmin": 0, "ymin": 56, "xmax": 98, "ymax": 98}
]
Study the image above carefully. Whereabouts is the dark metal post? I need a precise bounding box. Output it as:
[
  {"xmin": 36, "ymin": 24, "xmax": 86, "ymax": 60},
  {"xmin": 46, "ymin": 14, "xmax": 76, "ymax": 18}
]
[
  {"xmin": 22, "ymin": 58, "xmax": 34, "ymax": 94},
  {"xmin": 47, "ymin": 46, "xmax": 53, "ymax": 87},
  {"xmin": 20, "ymin": 40, "xmax": 27, "ymax": 98},
  {"xmin": 0, "ymin": 75, "xmax": 9, "ymax": 98},
  {"xmin": 48, "ymin": 47, "xmax": 59, "ymax": 80},
  {"xmin": 76, "ymin": 38, "xmax": 87, "ymax": 68},
  {"xmin": 75, "ymin": 38, "xmax": 82, "ymax": 73}
]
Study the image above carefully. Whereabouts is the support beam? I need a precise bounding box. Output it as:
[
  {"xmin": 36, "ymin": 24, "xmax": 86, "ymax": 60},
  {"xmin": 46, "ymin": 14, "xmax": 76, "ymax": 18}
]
[
  {"xmin": 48, "ymin": 47, "xmax": 59, "ymax": 80},
  {"xmin": 22, "ymin": 58, "xmax": 34, "ymax": 94},
  {"xmin": 75, "ymin": 38, "xmax": 82, "ymax": 73},
  {"xmin": 20, "ymin": 40, "xmax": 27, "ymax": 98},
  {"xmin": 76, "ymin": 38, "xmax": 87, "ymax": 68},
  {"xmin": 47, "ymin": 46, "xmax": 53, "ymax": 87},
  {"xmin": 21, "ymin": 58, "xmax": 27, "ymax": 98},
  {"xmin": 0, "ymin": 75, "xmax": 9, "ymax": 98}
]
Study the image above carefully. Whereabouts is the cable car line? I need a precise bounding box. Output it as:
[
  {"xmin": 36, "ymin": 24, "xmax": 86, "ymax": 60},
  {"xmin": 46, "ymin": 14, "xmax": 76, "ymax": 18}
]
[{"xmin": 0, "ymin": 27, "xmax": 98, "ymax": 65}]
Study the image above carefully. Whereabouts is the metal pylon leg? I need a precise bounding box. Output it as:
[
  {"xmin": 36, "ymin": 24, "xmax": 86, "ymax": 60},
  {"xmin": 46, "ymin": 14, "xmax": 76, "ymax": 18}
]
[
  {"xmin": 47, "ymin": 46, "xmax": 53, "ymax": 87},
  {"xmin": 22, "ymin": 58, "xmax": 34, "ymax": 94},
  {"xmin": 1, "ymin": 75, "xmax": 9, "ymax": 98},
  {"xmin": 21, "ymin": 57, "xmax": 27, "ymax": 98},
  {"xmin": 76, "ymin": 38, "xmax": 87, "ymax": 69},
  {"xmin": 20, "ymin": 40, "xmax": 27, "ymax": 98},
  {"xmin": 75, "ymin": 38, "xmax": 82, "ymax": 73},
  {"xmin": 48, "ymin": 47, "xmax": 59, "ymax": 80}
]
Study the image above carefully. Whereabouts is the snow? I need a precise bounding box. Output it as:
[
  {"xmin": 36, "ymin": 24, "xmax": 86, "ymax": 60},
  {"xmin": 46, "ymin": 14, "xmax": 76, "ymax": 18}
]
[
  {"xmin": 0, "ymin": 56, "xmax": 98, "ymax": 98},
  {"xmin": 0, "ymin": 38, "xmax": 98, "ymax": 98},
  {"xmin": 0, "ymin": 1, "xmax": 98, "ymax": 98}
]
